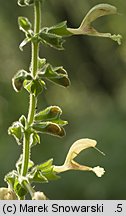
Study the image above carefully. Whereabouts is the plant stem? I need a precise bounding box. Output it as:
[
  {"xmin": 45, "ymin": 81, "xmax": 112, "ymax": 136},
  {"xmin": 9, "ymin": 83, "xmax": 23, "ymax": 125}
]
[
  {"xmin": 21, "ymin": 1, "xmax": 41, "ymax": 177},
  {"xmin": 28, "ymin": 0, "xmax": 41, "ymax": 124},
  {"xmin": 21, "ymin": 132, "xmax": 30, "ymax": 176},
  {"xmin": 27, "ymin": 94, "xmax": 36, "ymax": 125},
  {"xmin": 23, "ymin": 181, "xmax": 35, "ymax": 198}
]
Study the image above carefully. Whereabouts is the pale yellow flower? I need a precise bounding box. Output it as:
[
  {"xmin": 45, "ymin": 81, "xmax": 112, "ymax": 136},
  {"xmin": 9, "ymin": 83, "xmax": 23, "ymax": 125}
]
[
  {"xmin": 67, "ymin": 4, "xmax": 122, "ymax": 45},
  {"xmin": 32, "ymin": 191, "xmax": 47, "ymax": 200},
  {"xmin": 54, "ymin": 138, "xmax": 105, "ymax": 177},
  {"xmin": 0, "ymin": 188, "xmax": 17, "ymax": 200}
]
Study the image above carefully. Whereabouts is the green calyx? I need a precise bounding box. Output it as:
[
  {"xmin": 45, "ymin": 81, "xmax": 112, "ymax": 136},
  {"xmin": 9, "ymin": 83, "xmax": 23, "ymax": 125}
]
[
  {"xmin": 8, "ymin": 104, "xmax": 67, "ymax": 145},
  {"xmin": 39, "ymin": 64, "xmax": 70, "ymax": 88},
  {"xmin": 12, "ymin": 70, "xmax": 32, "ymax": 92},
  {"xmin": 12, "ymin": 60, "xmax": 70, "ymax": 95},
  {"xmin": 32, "ymin": 122, "xmax": 66, "ymax": 137},
  {"xmin": 35, "ymin": 106, "xmax": 62, "ymax": 121},
  {"xmin": 33, "ymin": 105, "xmax": 68, "ymax": 137}
]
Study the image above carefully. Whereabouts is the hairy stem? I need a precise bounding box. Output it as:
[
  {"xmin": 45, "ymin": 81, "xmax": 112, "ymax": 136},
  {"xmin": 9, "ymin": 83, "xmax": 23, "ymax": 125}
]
[
  {"xmin": 23, "ymin": 181, "xmax": 35, "ymax": 198},
  {"xmin": 21, "ymin": 132, "xmax": 30, "ymax": 176},
  {"xmin": 21, "ymin": 1, "xmax": 41, "ymax": 177},
  {"xmin": 28, "ymin": 0, "xmax": 41, "ymax": 124}
]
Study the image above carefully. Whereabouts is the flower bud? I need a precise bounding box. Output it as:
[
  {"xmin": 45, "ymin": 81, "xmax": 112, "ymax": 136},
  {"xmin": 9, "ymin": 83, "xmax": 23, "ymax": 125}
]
[
  {"xmin": 0, "ymin": 188, "xmax": 17, "ymax": 200},
  {"xmin": 32, "ymin": 191, "xmax": 47, "ymax": 200}
]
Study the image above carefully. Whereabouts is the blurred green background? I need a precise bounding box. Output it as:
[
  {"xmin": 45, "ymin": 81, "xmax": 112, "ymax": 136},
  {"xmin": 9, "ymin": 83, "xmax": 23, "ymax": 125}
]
[{"xmin": 0, "ymin": 0, "xmax": 126, "ymax": 199}]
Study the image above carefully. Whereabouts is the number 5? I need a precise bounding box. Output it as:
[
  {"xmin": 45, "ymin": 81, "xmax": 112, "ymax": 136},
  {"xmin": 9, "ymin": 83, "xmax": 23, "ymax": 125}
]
[{"xmin": 116, "ymin": 204, "xmax": 122, "ymax": 212}]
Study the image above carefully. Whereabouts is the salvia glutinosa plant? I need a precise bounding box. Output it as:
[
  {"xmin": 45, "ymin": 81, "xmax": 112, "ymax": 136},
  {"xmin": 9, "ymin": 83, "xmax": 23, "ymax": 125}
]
[{"xmin": 0, "ymin": 0, "xmax": 122, "ymax": 200}]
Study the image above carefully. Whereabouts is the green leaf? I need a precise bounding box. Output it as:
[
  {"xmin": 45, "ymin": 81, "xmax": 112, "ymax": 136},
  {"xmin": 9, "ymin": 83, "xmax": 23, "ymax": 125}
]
[
  {"xmin": 47, "ymin": 21, "xmax": 71, "ymax": 37},
  {"xmin": 23, "ymin": 80, "xmax": 32, "ymax": 93},
  {"xmin": 19, "ymin": 115, "xmax": 27, "ymax": 127},
  {"xmin": 38, "ymin": 58, "xmax": 46, "ymax": 70},
  {"xmin": 50, "ymin": 119, "xmax": 68, "ymax": 126},
  {"xmin": 19, "ymin": 37, "xmax": 32, "ymax": 51},
  {"xmin": 30, "ymin": 79, "xmax": 44, "ymax": 97},
  {"xmin": 12, "ymin": 70, "xmax": 32, "ymax": 92},
  {"xmin": 36, "ymin": 159, "xmax": 60, "ymax": 181},
  {"xmin": 38, "ymin": 159, "xmax": 53, "ymax": 170},
  {"xmin": 42, "ymin": 168, "xmax": 60, "ymax": 181},
  {"xmin": 30, "ymin": 131, "xmax": 40, "ymax": 147},
  {"xmin": 14, "ymin": 179, "xmax": 27, "ymax": 198},
  {"xmin": 16, "ymin": 156, "xmax": 22, "ymax": 173},
  {"xmin": 67, "ymin": 4, "xmax": 122, "ymax": 45},
  {"xmin": 39, "ymin": 64, "xmax": 70, "ymax": 87},
  {"xmin": 29, "ymin": 169, "xmax": 48, "ymax": 183},
  {"xmin": 32, "ymin": 122, "xmax": 66, "ymax": 137},
  {"xmin": 8, "ymin": 121, "xmax": 24, "ymax": 145},
  {"xmin": 39, "ymin": 30, "xmax": 65, "ymax": 50},
  {"xmin": 18, "ymin": 17, "xmax": 32, "ymax": 33},
  {"xmin": 24, "ymin": 79, "xmax": 45, "ymax": 97},
  {"xmin": 34, "ymin": 106, "xmax": 68, "ymax": 127},
  {"xmin": 4, "ymin": 171, "xmax": 18, "ymax": 188},
  {"xmin": 35, "ymin": 106, "xmax": 62, "ymax": 121}
]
